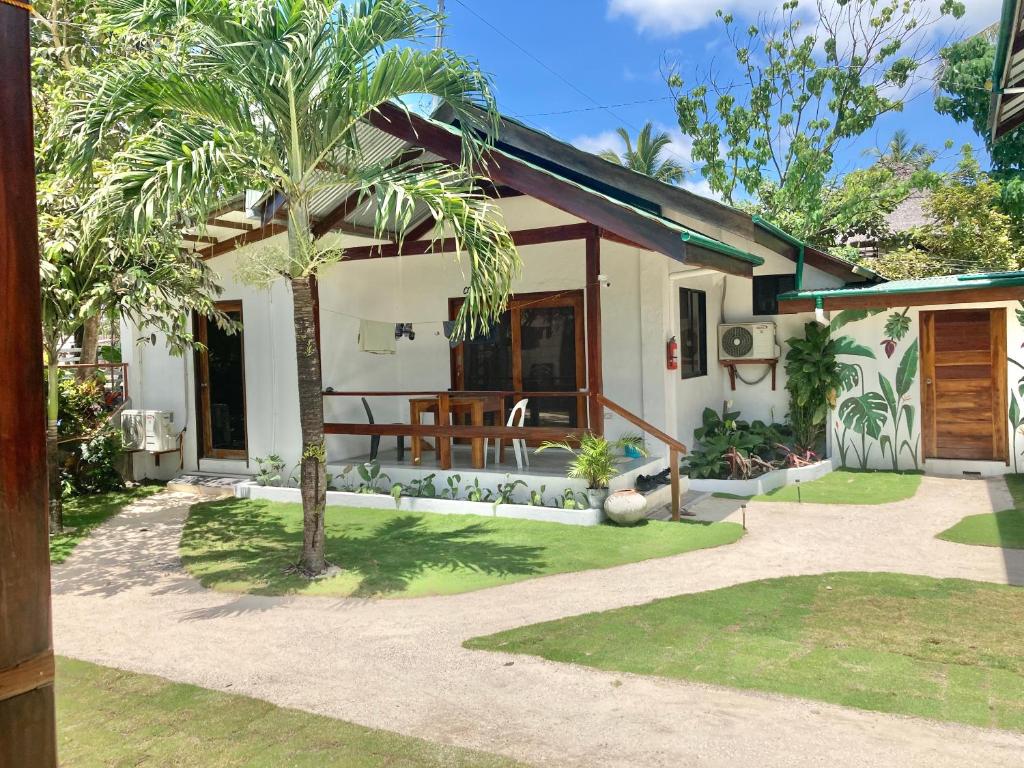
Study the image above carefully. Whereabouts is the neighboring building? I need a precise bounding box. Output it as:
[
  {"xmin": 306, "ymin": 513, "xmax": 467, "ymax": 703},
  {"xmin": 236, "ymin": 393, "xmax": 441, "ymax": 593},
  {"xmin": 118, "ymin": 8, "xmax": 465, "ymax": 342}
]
[{"xmin": 990, "ymin": 0, "xmax": 1024, "ymax": 141}]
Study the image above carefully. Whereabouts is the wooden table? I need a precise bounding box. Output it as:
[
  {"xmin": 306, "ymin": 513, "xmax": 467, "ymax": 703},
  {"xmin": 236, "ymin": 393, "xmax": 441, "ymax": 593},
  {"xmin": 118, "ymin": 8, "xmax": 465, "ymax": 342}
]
[{"xmin": 409, "ymin": 394, "xmax": 504, "ymax": 469}]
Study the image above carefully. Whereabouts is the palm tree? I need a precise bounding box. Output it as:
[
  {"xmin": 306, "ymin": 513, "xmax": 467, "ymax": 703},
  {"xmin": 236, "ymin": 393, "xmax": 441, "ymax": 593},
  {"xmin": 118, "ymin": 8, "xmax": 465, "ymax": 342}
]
[
  {"xmin": 868, "ymin": 130, "xmax": 934, "ymax": 175},
  {"xmin": 598, "ymin": 123, "xmax": 686, "ymax": 184},
  {"xmin": 71, "ymin": 0, "xmax": 521, "ymax": 575}
]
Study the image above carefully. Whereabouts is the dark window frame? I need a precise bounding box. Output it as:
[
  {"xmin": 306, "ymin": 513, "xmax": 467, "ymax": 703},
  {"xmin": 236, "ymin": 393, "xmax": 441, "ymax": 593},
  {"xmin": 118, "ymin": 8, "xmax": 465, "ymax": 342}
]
[
  {"xmin": 678, "ymin": 287, "xmax": 708, "ymax": 379},
  {"xmin": 752, "ymin": 273, "xmax": 796, "ymax": 316}
]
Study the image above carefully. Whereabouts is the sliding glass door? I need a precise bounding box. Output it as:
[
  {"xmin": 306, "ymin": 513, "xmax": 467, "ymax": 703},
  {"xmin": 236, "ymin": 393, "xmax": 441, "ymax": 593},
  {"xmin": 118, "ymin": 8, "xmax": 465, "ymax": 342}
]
[{"xmin": 450, "ymin": 291, "xmax": 586, "ymax": 431}]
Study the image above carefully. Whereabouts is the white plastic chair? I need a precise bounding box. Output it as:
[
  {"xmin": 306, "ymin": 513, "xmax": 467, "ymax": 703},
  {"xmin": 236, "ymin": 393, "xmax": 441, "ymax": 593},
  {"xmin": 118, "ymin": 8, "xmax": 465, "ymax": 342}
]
[{"xmin": 486, "ymin": 398, "xmax": 530, "ymax": 470}]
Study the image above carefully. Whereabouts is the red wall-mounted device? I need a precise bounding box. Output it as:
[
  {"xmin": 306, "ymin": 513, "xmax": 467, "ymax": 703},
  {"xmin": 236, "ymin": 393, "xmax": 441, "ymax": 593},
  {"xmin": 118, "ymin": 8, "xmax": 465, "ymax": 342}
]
[{"xmin": 666, "ymin": 336, "xmax": 678, "ymax": 370}]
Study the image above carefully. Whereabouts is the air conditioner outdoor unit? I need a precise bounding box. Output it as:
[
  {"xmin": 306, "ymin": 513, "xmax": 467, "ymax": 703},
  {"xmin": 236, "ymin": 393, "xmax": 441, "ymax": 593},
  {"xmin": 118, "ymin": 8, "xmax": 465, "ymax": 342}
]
[
  {"xmin": 120, "ymin": 410, "xmax": 147, "ymax": 450},
  {"xmin": 144, "ymin": 410, "xmax": 178, "ymax": 452},
  {"xmin": 718, "ymin": 322, "xmax": 777, "ymax": 361}
]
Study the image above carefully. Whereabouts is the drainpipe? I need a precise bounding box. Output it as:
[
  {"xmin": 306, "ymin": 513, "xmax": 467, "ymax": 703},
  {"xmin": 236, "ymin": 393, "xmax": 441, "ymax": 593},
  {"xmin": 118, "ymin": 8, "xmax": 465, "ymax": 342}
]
[
  {"xmin": 752, "ymin": 215, "xmax": 805, "ymax": 289},
  {"xmin": 814, "ymin": 296, "xmax": 826, "ymax": 326}
]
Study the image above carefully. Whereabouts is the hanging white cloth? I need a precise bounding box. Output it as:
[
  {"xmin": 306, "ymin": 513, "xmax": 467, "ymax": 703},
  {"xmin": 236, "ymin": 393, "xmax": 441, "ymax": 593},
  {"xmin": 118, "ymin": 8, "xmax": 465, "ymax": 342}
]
[{"xmin": 358, "ymin": 320, "xmax": 397, "ymax": 355}]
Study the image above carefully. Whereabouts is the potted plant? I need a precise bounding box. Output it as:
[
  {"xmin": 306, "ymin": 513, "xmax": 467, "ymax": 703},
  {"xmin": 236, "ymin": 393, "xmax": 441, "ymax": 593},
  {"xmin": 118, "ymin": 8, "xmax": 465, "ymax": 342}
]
[{"xmin": 538, "ymin": 433, "xmax": 647, "ymax": 509}]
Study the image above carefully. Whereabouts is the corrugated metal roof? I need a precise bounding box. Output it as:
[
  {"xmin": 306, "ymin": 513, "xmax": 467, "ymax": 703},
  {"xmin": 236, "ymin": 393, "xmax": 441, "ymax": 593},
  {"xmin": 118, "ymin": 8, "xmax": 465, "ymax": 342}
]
[
  {"xmin": 779, "ymin": 271, "xmax": 1024, "ymax": 301},
  {"xmin": 990, "ymin": 0, "xmax": 1024, "ymax": 141}
]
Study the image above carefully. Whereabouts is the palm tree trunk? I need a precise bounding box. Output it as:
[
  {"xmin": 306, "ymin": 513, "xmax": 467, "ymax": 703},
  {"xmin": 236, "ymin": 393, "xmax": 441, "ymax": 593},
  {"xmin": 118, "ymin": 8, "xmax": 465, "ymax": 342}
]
[
  {"xmin": 286, "ymin": 191, "xmax": 327, "ymax": 575},
  {"xmin": 45, "ymin": 345, "xmax": 62, "ymax": 533},
  {"xmin": 291, "ymin": 274, "xmax": 327, "ymax": 574}
]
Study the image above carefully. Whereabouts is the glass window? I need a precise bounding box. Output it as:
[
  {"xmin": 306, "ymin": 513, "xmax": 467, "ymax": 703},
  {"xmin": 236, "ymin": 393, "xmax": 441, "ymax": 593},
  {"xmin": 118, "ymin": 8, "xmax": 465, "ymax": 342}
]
[
  {"xmin": 752, "ymin": 274, "xmax": 796, "ymax": 316},
  {"xmin": 678, "ymin": 287, "xmax": 707, "ymax": 379}
]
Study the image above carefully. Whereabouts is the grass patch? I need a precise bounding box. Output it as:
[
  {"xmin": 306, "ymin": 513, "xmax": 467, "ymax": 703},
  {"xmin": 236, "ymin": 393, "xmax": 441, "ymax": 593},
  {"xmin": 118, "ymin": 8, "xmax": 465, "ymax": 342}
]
[
  {"xmin": 466, "ymin": 573, "xmax": 1024, "ymax": 732},
  {"xmin": 51, "ymin": 485, "xmax": 164, "ymax": 564},
  {"xmin": 56, "ymin": 656, "xmax": 523, "ymax": 767},
  {"xmin": 180, "ymin": 498, "xmax": 744, "ymax": 599},
  {"xmin": 938, "ymin": 474, "xmax": 1024, "ymax": 549},
  {"xmin": 752, "ymin": 469, "xmax": 922, "ymax": 504},
  {"xmin": 711, "ymin": 492, "xmax": 752, "ymax": 500}
]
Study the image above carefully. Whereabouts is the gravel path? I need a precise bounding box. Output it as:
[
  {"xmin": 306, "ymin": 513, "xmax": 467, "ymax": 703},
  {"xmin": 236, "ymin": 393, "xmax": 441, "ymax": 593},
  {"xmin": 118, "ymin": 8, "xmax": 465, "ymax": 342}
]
[{"xmin": 53, "ymin": 475, "xmax": 1024, "ymax": 767}]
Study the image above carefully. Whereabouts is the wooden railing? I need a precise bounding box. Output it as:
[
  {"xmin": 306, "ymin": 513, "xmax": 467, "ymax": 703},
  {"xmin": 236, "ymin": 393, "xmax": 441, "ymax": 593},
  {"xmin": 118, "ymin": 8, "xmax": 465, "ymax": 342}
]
[{"xmin": 596, "ymin": 393, "xmax": 687, "ymax": 522}]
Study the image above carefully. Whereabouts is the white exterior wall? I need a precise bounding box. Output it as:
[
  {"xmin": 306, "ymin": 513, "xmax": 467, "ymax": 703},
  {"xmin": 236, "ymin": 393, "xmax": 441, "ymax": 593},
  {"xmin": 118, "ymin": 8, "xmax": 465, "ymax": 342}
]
[
  {"xmin": 124, "ymin": 194, "xmax": 844, "ymax": 480},
  {"xmin": 827, "ymin": 300, "xmax": 1024, "ymax": 475}
]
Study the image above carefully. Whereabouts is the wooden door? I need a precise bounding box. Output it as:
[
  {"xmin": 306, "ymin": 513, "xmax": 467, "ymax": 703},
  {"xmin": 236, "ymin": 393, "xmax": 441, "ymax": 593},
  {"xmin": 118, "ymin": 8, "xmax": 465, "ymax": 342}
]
[
  {"xmin": 920, "ymin": 308, "xmax": 1007, "ymax": 462},
  {"xmin": 195, "ymin": 301, "xmax": 249, "ymax": 459}
]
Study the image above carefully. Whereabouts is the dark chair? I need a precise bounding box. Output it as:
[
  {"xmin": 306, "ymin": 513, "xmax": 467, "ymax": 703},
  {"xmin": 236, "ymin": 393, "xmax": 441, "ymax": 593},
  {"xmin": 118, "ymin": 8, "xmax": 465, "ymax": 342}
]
[{"xmin": 361, "ymin": 397, "xmax": 405, "ymax": 462}]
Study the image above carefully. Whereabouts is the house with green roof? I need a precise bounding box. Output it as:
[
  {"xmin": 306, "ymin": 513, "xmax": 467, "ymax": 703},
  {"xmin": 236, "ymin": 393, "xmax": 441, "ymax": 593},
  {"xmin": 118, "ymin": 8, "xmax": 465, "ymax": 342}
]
[{"xmin": 120, "ymin": 103, "xmax": 1024, "ymax": 515}]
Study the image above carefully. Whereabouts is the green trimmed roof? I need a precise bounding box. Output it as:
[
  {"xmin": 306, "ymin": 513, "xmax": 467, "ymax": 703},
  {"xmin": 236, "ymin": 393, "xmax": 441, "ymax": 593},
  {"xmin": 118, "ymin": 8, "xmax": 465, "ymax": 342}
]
[
  {"xmin": 779, "ymin": 271, "xmax": 1024, "ymax": 302},
  {"xmin": 990, "ymin": 0, "xmax": 1024, "ymax": 141}
]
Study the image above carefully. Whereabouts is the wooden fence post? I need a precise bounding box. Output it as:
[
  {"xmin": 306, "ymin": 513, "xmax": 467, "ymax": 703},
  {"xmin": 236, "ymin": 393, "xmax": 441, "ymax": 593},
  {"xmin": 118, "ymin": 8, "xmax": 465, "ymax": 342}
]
[
  {"xmin": 670, "ymin": 448, "xmax": 681, "ymax": 522},
  {"xmin": 0, "ymin": 6, "xmax": 58, "ymax": 766}
]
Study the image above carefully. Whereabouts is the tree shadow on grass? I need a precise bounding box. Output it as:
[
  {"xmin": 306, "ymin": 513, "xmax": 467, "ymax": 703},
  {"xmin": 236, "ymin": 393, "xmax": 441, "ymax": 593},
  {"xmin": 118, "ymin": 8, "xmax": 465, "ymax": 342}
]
[{"xmin": 182, "ymin": 500, "xmax": 549, "ymax": 598}]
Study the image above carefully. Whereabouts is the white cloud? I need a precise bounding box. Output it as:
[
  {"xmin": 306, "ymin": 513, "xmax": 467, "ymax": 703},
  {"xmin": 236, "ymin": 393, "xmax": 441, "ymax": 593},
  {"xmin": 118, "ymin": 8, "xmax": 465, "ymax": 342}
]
[
  {"xmin": 607, "ymin": 0, "xmax": 780, "ymax": 35},
  {"xmin": 608, "ymin": 0, "xmax": 1002, "ymax": 38},
  {"xmin": 572, "ymin": 130, "xmax": 625, "ymax": 156}
]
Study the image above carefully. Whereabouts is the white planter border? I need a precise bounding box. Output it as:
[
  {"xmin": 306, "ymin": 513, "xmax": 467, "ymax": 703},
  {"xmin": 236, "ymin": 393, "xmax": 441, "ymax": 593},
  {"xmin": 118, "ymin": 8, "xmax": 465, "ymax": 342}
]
[
  {"xmin": 688, "ymin": 458, "xmax": 834, "ymax": 497},
  {"xmin": 236, "ymin": 481, "xmax": 606, "ymax": 526}
]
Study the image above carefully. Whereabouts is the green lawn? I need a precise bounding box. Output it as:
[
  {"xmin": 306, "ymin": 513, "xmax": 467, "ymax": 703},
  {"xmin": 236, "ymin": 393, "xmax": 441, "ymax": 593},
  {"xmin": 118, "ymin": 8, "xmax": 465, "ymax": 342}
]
[
  {"xmin": 180, "ymin": 498, "xmax": 744, "ymax": 599},
  {"xmin": 51, "ymin": 485, "xmax": 164, "ymax": 564},
  {"xmin": 466, "ymin": 573, "xmax": 1024, "ymax": 732},
  {"xmin": 751, "ymin": 469, "xmax": 922, "ymax": 504},
  {"xmin": 938, "ymin": 474, "xmax": 1024, "ymax": 549},
  {"xmin": 56, "ymin": 656, "xmax": 523, "ymax": 768}
]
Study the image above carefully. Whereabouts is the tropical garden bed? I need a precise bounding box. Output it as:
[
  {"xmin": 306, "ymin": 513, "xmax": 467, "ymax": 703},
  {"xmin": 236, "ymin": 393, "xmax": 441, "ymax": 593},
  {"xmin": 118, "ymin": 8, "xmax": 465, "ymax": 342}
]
[
  {"xmin": 466, "ymin": 572, "xmax": 1024, "ymax": 732},
  {"xmin": 56, "ymin": 656, "xmax": 523, "ymax": 768},
  {"xmin": 179, "ymin": 498, "xmax": 744, "ymax": 598}
]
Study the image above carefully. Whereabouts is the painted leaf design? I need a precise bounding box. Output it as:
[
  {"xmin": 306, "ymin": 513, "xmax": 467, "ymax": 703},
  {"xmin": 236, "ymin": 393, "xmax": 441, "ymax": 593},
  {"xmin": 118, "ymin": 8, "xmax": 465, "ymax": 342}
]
[
  {"xmin": 830, "ymin": 309, "xmax": 883, "ymax": 333},
  {"xmin": 836, "ymin": 362, "xmax": 860, "ymax": 393},
  {"xmin": 883, "ymin": 312, "xmax": 911, "ymax": 342},
  {"xmin": 837, "ymin": 392, "xmax": 888, "ymax": 439},
  {"xmin": 878, "ymin": 374, "xmax": 897, "ymax": 417},
  {"xmin": 902, "ymin": 404, "xmax": 915, "ymax": 432},
  {"xmin": 895, "ymin": 339, "xmax": 919, "ymax": 397},
  {"xmin": 1011, "ymin": 395, "xmax": 1021, "ymax": 428},
  {"xmin": 879, "ymin": 434, "xmax": 892, "ymax": 460},
  {"xmin": 832, "ymin": 335, "xmax": 876, "ymax": 358}
]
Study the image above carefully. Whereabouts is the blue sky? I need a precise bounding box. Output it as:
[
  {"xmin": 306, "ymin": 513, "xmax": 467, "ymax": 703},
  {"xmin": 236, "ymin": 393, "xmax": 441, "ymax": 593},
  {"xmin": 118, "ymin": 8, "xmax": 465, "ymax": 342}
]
[{"xmin": 439, "ymin": 0, "xmax": 1003, "ymax": 198}]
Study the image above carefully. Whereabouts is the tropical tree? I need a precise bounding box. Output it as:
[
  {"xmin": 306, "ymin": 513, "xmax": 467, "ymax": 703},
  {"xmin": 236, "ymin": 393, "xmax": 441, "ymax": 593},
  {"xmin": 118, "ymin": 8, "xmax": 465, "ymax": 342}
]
[
  {"xmin": 866, "ymin": 130, "xmax": 934, "ymax": 176},
  {"xmin": 935, "ymin": 28, "xmax": 1024, "ymax": 219},
  {"xmin": 873, "ymin": 148, "xmax": 1024, "ymax": 279},
  {"xmin": 669, "ymin": 0, "xmax": 964, "ymax": 238},
  {"xmin": 598, "ymin": 123, "xmax": 686, "ymax": 184},
  {"xmin": 70, "ymin": 0, "xmax": 521, "ymax": 575},
  {"xmin": 33, "ymin": 0, "xmax": 230, "ymax": 530}
]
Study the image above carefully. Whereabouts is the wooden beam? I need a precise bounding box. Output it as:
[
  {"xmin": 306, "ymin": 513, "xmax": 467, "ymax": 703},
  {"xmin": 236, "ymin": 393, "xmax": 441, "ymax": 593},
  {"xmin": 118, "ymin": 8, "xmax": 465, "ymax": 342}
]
[
  {"xmin": 336, "ymin": 223, "xmax": 595, "ymax": 261},
  {"xmin": 182, "ymin": 234, "xmax": 218, "ymax": 245},
  {"xmin": 209, "ymin": 217, "xmax": 254, "ymax": 231},
  {"xmin": 200, "ymin": 221, "xmax": 287, "ymax": 259},
  {"xmin": 0, "ymin": 7, "xmax": 57, "ymax": 766},
  {"xmin": 403, "ymin": 214, "xmax": 436, "ymax": 241},
  {"xmin": 777, "ymin": 284, "xmax": 1024, "ymax": 313},
  {"xmin": 312, "ymin": 188, "xmax": 365, "ymax": 238},
  {"xmin": 585, "ymin": 233, "xmax": 604, "ymax": 436},
  {"xmin": 368, "ymin": 104, "xmax": 753, "ymax": 277}
]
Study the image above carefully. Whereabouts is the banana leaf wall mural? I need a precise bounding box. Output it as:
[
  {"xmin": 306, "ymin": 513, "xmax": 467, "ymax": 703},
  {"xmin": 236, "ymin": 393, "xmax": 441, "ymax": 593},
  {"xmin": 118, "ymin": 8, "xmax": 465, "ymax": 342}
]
[
  {"xmin": 831, "ymin": 308, "xmax": 921, "ymax": 471},
  {"xmin": 1008, "ymin": 301, "xmax": 1024, "ymax": 472}
]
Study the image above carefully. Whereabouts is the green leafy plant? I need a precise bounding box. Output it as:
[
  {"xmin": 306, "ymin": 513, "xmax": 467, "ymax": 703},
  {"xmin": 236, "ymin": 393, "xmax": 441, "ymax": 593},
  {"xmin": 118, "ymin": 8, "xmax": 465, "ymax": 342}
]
[
  {"xmin": 784, "ymin": 323, "xmax": 844, "ymax": 452},
  {"xmin": 528, "ymin": 485, "xmax": 546, "ymax": 506},
  {"xmin": 555, "ymin": 488, "xmax": 587, "ymax": 510},
  {"xmin": 684, "ymin": 406, "xmax": 793, "ymax": 480},
  {"xmin": 254, "ymin": 455, "xmax": 286, "ymax": 487},
  {"xmin": 404, "ymin": 473, "xmax": 438, "ymax": 499},
  {"xmin": 538, "ymin": 432, "xmax": 647, "ymax": 489},
  {"xmin": 494, "ymin": 477, "xmax": 527, "ymax": 507},
  {"xmin": 439, "ymin": 474, "xmax": 462, "ymax": 500},
  {"xmin": 463, "ymin": 477, "xmax": 493, "ymax": 503},
  {"xmin": 356, "ymin": 461, "xmax": 391, "ymax": 494}
]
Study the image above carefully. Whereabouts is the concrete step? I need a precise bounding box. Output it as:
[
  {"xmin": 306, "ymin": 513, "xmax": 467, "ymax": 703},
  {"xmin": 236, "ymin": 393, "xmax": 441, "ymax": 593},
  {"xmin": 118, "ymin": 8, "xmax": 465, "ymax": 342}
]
[{"xmin": 168, "ymin": 473, "xmax": 247, "ymax": 499}]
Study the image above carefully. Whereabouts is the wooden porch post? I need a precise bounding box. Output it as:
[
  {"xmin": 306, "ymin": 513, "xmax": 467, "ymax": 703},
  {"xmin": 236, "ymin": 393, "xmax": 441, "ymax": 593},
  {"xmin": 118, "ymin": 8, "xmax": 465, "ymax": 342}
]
[
  {"xmin": 0, "ymin": 7, "xmax": 58, "ymax": 766},
  {"xmin": 585, "ymin": 230, "xmax": 604, "ymax": 436}
]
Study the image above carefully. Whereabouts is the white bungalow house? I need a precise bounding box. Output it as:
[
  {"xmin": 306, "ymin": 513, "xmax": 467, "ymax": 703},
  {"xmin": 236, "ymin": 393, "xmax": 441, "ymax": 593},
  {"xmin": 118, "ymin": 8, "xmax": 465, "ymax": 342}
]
[{"xmin": 132, "ymin": 103, "xmax": 1001, "ymax": 511}]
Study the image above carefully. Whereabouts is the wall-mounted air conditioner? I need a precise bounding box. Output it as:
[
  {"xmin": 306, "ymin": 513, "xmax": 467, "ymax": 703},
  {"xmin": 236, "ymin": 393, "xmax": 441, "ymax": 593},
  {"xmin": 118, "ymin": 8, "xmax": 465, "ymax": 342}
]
[
  {"xmin": 121, "ymin": 409, "xmax": 177, "ymax": 452},
  {"xmin": 718, "ymin": 322, "xmax": 777, "ymax": 361},
  {"xmin": 121, "ymin": 410, "xmax": 147, "ymax": 450}
]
